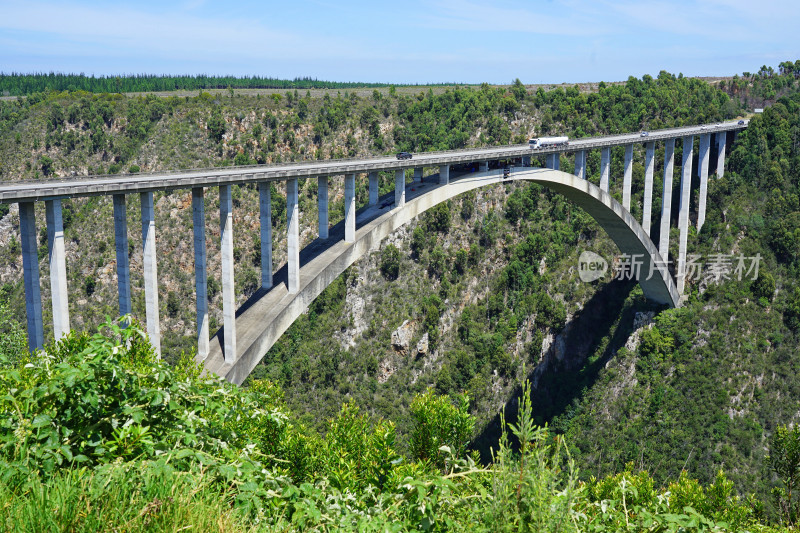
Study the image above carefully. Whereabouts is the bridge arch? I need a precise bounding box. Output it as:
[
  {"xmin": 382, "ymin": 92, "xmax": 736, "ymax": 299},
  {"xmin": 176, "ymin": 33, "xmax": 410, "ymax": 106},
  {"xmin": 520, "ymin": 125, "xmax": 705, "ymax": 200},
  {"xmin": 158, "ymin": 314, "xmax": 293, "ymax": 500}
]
[{"xmin": 199, "ymin": 168, "xmax": 678, "ymax": 384}]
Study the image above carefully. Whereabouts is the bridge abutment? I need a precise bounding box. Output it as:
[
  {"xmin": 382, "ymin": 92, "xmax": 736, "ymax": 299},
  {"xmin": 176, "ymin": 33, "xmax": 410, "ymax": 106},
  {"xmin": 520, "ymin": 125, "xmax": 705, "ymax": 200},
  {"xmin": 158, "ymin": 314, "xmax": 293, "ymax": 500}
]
[
  {"xmin": 258, "ymin": 181, "xmax": 273, "ymax": 289},
  {"xmin": 45, "ymin": 199, "xmax": 69, "ymax": 341},
  {"xmin": 192, "ymin": 187, "xmax": 209, "ymax": 360},
  {"xmin": 368, "ymin": 171, "xmax": 379, "ymax": 205},
  {"xmin": 574, "ymin": 150, "xmax": 586, "ymax": 179},
  {"xmin": 345, "ymin": 173, "xmax": 356, "ymax": 242},
  {"xmin": 622, "ymin": 145, "xmax": 633, "ymax": 210},
  {"xmin": 439, "ymin": 165, "xmax": 449, "ymax": 185},
  {"xmin": 287, "ymin": 178, "xmax": 300, "ymax": 294},
  {"xmin": 113, "ymin": 194, "xmax": 132, "ymax": 321},
  {"xmin": 20, "ymin": 202, "xmax": 43, "ymax": 352},
  {"xmin": 677, "ymin": 136, "xmax": 694, "ymax": 295},
  {"xmin": 220, "ymin": 185, "xmax": 236, "ymax": 362},
  {"xmin": 600, "ymin": 147, "xmax": 610, "ymax": 192},
  {"xmin": 140, "ymin": 191, "xmax": 160, "ymax": 356},
  {"xmin": 698, "ymin": 134, "xmax": 711, "ymax": 231},
  {"xmin": 642, "ymin": 142, "xmax": 655, "ymax": 236},
  {"xmin": 318, "ymin": 176, "xmax": 329, "ymax": 239},
  {"xmin": 658, "ymin": 138, "xmax": 675, "ymax": 260},
  {"xmin": 395, "ymin": 169, "xmax": 406, "ymax": 207}
]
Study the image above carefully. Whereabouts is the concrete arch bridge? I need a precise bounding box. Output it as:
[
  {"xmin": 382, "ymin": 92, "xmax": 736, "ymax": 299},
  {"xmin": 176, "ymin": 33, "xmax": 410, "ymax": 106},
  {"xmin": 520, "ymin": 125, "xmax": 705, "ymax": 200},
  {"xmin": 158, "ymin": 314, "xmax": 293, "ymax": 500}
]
[{"xmin": 0, "ymin": 121, "xmax": 745, "ymax": 383}]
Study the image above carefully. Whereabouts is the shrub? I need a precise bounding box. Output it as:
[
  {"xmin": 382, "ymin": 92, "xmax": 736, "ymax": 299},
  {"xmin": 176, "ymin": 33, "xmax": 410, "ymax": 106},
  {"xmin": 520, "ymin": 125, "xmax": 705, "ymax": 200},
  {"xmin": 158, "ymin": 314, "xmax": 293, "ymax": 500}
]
[
  {"xmin": 380, "ymin": 244, "xmax": 400, "ymax": 280},
  {"xmin": 409, "ymin": 389, "xmax": 474, "ymax": 473}
]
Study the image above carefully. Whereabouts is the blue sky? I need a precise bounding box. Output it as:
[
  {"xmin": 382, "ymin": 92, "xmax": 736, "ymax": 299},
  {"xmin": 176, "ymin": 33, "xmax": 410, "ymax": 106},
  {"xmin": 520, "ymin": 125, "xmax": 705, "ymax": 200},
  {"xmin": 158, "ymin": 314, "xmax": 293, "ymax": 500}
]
[{"xmin": 0, "ymin": 0, "xmax": 798, "ymax": 84}]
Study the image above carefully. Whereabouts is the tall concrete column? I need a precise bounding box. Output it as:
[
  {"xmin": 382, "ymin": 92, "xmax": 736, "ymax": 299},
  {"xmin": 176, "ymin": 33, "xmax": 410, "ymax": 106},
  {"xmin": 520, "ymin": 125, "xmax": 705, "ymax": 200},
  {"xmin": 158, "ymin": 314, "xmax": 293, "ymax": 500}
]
[
  {"xmin": 19, "ymin": 202, "xmax": 43, "ymax": 352},
  {"xmin": 479, "ymin": 161, "xmax": 489, "ymax": 172},
  {"xmin": 677, "ymin": 136, "xmax": 694, "ymax": 295},
  {"xmin": 600, "ymin": 147, "xmax": 611, "ymax": 192},
  {"xmin": 219, "ymin": 185, "xmax": 236, "ymax": 361},
  {"xmin": 287, "ymin": 178, "xmax": 300, "ymax": 294},
  {"xmin": 317, "ymin": 176, "xmax": 329, "ymax": 239},
  {"xmin": 258, "ymin": 181, "xmax": 273, "ymax": 289},
  {"xmin": 553, "ymin": 154, "xmax": 560, "ymax": 170},
  {"xmin": 45, "ymin": 199, "xmax": 69, "ymax": 340},
  {"xmin": 345, "ymin": 173, "xmax": 356, "ymax": 243},
  {"xmin": 658, "ymin": 139, "xmax": 675, "ymax": 261},
  {"xmin": 439, "ymin": 165, "xmax": 450, "ymax": 185},
  {"xmin": 622, "ymin": 145, "xmax": 633, "ymax": 210},
  {"xmin": 521, "ymin": 156, "xmax": 531, "ymax": 167},
  {"xmin": 368, "ymin": 171, "xmax": 379, "ymax": 206},
  {"xmin": 192, "ymin": 187, "xmax": 208, "ymax": 360},
  {"xmin": 140, "ymin": 192, "xmax": 160, "ymax": 356},
  {"xmin": 697, "ymin": 134, "xmax": 711, "ymax": 231},
  {"xmin": 395, "ymin": 169, "xmax": 406, "ymax": 207},
  {"xmin": 716, "ymin": 131, "xmax": 726, "ymax": 178},
  {"xmin": 113, "ymin": 194, "xmax": 131, "ymax": 319},
  {"xmin": 413, "ymin": 167, "xmax": 423, "ymax": 182},
  {"xmin": 545, "ymin": 153, "xmax": 555, "ymax": 169},
  {"xmin": 642, "ymin": 142, "xmax": 655, "ymax": 236},
  {"xmin": 574, "ymin": 150, "xmax": 586, "ymax": 179}
]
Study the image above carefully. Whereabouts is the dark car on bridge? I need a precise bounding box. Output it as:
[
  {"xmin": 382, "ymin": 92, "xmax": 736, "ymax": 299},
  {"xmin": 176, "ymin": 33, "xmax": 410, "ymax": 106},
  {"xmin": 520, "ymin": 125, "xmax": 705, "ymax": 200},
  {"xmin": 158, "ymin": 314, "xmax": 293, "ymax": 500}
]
[{"xmin": 396, "ymin": 152, "xmax": 412, "ymax": 160}]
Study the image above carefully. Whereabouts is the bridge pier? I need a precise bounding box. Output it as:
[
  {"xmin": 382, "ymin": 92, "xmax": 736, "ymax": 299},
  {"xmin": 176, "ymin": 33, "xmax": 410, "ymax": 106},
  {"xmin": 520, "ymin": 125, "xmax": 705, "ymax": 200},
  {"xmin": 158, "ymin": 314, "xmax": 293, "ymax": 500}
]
[
  {"xmin": 642, "ymin": 142, "xmax": 655, "ymax": 236},
  {"xmin": 545, "ymin": 154, "xmax": 555, "ymax": 169},
  {"xmin": 658, "ymin": 139, "xmax": 675, "ymax": 261},
  {"xmin": 113, "ymin": 194, "xmax": 131, "ymax": 320},
  {"xmin": 140, "ymin": 191, "xmax": 160, "ymax": 356},
  {"xmin": 287, "ymin": 178, "xmax": 300, "ymax": 294},
  {"xmin": 413, "ymin": 167, "xmax": 423, "ymax": 182},
  {"xmin": 600, "ymin": 147, "xmax": 610, "ymax": 192},
  {"xmin": 345, "ymin": 173, "xmax": 356, "ymax": 242},
  {"xmin": 697, "ymin": 134, "xmax": 711, "ymax": 231},
  {"xmin": 395, "ymin": 169, "xmax": 406, "ymax": 207},
  {"xmin": 20, "ymin": 202, "xmax": 43, "ymax": 352},
  {"xmin": 439, "ymin": 164, "xmax": 449, "ymax": 185},
  {"xmin": 521, "ymin": 156, "xmax": 531, "ymax": 167},
  {"xmin": 317, "ymin": 176, "xmax": 329, "ymax": 239},
  {"xmin": 46, "ymin": 199, "xmax": 69, "ymax": 340},
  {"xmin": 220, "ymin": 185, "xmax": 236, "ymax": 361},
  {"xmin": 622, "ymin": 145, "xmax": 633, "ymax": 210},
  {"xmin": 192, "ymin": 187, "xmax": 209, "ymax": 360},
  {"xmin": 677, "ymin": 137, "xmax": 694, "ymax": 295},
  {"xmin": 574, "ymin": 150, "xmax": 586, "ymax": 179},
  {"xmin": 479, "ymin": 161, "xmax": 489, "ymax": 172},
  {"xmin": 716, "ymin": 131, "xmax": 726, "ymax": 178},
  {"xmin": 258, "ymin": 181, "xmax": 273, "ymax": 289},
  {"xmin": 368, "ymin": 171, "xmax": 379, "ymax": 205}
]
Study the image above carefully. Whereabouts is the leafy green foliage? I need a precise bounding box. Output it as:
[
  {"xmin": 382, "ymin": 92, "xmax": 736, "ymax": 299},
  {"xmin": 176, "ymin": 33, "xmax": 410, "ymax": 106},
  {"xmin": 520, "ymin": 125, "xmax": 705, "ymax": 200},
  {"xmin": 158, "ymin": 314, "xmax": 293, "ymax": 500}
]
[
  {"xmin": 379, "ymin": 243, "xmax": 400, "ymax": 280},
  {"xmin": 768, "ymin": 425, "xmax": 800, "ymax": 526},
  {"xmin": 410, "ymin": 390, "xmax": 474, "ymax": 472}
]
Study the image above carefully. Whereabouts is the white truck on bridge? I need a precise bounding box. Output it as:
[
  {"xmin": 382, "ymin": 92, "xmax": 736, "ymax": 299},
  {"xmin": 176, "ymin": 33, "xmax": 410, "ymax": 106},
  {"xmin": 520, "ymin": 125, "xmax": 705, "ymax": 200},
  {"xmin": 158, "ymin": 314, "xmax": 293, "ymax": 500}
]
[{"xmin": 529, "ymin": 136, "xmax": 569, "ymax": 149}]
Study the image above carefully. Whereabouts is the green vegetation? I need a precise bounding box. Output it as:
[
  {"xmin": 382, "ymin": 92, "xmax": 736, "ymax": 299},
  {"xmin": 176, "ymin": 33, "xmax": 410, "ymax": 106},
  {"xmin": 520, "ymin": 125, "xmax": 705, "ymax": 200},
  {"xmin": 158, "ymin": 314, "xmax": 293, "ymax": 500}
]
[
  {"xmin": 0, "ymin": 316, "xmax": 779, "ymax": 531},
  {"xmin": 0, "ymin": 73, "xmax": 405, "ymax": 96}
]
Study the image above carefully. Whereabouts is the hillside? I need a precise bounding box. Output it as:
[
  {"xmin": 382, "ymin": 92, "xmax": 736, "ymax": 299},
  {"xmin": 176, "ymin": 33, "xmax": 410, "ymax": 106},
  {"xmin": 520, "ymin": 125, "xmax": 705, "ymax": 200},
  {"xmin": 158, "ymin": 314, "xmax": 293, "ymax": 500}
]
[{"xmin": 1, "ymin": 65, "xmax": 800, "ymax": 525}]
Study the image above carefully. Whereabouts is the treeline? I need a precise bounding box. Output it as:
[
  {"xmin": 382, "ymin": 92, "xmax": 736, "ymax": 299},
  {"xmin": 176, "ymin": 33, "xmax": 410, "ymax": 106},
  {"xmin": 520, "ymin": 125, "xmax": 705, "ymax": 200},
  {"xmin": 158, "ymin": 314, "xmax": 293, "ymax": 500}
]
[{"xmin": 0, "ymin": 73, "xmax": 403, "ymax": 96}]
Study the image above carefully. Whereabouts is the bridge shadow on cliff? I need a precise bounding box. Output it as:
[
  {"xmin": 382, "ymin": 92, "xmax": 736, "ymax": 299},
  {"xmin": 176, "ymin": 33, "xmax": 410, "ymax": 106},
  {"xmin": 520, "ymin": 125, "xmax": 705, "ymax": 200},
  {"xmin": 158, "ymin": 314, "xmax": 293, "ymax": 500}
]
[{"xmin": 472, "ymin": 278, "xmax": 665, "ymax": 463}]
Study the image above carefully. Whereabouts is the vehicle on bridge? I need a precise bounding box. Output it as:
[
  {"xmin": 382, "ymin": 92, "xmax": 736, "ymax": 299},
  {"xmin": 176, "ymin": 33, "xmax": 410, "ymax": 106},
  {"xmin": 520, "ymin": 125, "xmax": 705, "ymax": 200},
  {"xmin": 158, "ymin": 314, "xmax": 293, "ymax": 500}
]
[
  {"xmin": 396, "ymin": 151, "xmax": 413, "ymax": 160},
  {"xmin": 528, "ymin": 136, "xmax": 569, "ymax": 149}
]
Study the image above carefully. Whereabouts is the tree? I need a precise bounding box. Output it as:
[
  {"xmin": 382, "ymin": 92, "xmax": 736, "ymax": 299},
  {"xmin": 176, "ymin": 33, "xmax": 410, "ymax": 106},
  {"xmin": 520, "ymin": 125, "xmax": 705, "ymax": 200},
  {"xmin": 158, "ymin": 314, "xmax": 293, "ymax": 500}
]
[
  {"xmin": 39, "ymin": 155, "xmax": 54, "ymax": 176},
  {"xmin": 768, "ymin": 425, "xmax": 800, "ymax": 526},
  {"xmin": 379, "ymin": 244, "xmax": 400, "ymax": 280},
  {"xmin": 409, "ymin": 389, "xmax": 474, "ymax": 473}
]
